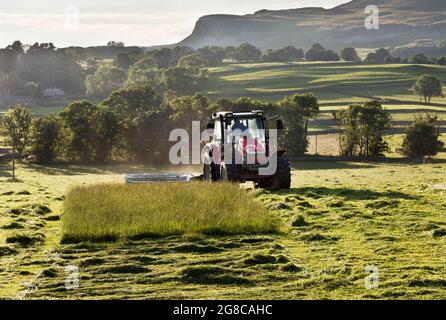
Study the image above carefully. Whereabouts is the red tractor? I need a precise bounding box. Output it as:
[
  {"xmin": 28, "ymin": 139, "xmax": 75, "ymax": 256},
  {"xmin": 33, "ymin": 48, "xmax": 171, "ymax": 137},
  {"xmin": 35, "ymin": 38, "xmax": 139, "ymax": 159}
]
[{"xmin": 202, "ymin": 110, "xmax": 291, "ymax": 189}]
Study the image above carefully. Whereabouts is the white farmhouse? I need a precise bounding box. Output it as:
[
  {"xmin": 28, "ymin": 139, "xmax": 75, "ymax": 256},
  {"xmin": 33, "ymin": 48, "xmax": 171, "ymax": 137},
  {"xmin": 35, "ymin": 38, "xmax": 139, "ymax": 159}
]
[{"xmin": 43, "ymin": 88, "xmax": 66, "ymax": 98}]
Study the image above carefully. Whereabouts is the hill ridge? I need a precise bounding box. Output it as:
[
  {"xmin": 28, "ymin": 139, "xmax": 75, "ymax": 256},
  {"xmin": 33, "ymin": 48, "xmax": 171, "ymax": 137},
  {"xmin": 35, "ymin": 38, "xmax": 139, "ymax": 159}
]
[{"xmin": 179, "ymin": 0, "xmax": 446, "ymax": 50}]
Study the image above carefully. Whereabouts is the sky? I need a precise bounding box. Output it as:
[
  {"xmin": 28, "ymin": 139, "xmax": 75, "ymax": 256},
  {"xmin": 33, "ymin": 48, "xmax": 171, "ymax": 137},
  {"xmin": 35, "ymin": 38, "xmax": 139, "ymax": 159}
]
[{"xmin": 0, "ymin": 0, "xmax": 350, "ymax": 48}]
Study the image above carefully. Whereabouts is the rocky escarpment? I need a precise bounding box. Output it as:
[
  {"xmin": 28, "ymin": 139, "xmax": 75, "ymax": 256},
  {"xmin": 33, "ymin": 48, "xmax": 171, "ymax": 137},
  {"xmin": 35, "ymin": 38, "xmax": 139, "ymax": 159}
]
[{"xmin": 179, "ymin": 0, "xmax": 446, "ymax": 50}]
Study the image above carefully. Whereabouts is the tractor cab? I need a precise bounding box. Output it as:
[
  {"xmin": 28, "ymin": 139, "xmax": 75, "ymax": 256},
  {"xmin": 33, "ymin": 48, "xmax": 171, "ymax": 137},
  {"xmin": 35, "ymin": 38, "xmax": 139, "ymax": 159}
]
[{"xmin": 203, "ymin": 110, "xmax": 290, "ymax": 189}]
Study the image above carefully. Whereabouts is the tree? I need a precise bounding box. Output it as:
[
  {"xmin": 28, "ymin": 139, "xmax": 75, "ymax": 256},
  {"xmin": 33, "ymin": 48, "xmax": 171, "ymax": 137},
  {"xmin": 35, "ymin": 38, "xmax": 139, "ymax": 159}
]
[
  {"xmin": 375, "ymin": 48, "xmax": 392, "ymax": 62},
  {"xmin": 168, "ymin": 93, "xmax": 211, "ymax": 132},
  {"xmin": 107, "ymin": 41, "xmax": 125, "ymax": 47},
  {"xmin": 1, "ymin": 41, "xmax": 84, "ymax": 95},
  {"xmin": 85, "ymin": 64, "xmax": 126, "ymax": 97},
  {"xmin": 178, "ymin": 53, "xmax": 208, "ymax": 69},
  {"xmin": 101, "ymin": 85, "xmax": 168, "ymax": 163},
  {"xmin": 17, "ymin": 42, "xmax": 84, "ymax": 94},
  {"xmin": 6, "ymin": 41, "xmax": 25, "ymax": 55},
  {"xmin": 30, "ymin": 114, "xmax": 62, "ymax": 163},
  {"xmin": 340, "ymin": 47, "xmax": 361, "ymax": 62},
  {"xmin": 262, "ymin": 46, "xmax": 304, "ymax": 62},
  {"xmin": 114, "ymin": 52, "xmax": 132, "ymax": 70},
  {"xmin": 0, "ymin": 72, "xmax": 21, "ymax": 96},
  {"xmin": 125, "ymin": 56, "xmax": 163, "ymax": 93},
  {"xmin": 151, "ymin": 48, "xmax": 173, "ymax": 68},
  {"xmin": 334, "ymin": 101, "xmax": 391, "ymax": 158},
  {"xmin": 170, "ymin": 46, "xmax": 195, "ymax": 66},
  {"xmin": 412, "ymin": 75, "xmax": 443, "ymax": 103},
  {"xmin": 384, "ymin": 55, "xmax": 395, "ymax": 64},
  {"xmin": 402, "ymin": 114, "xmax": 444, "ymax": 158},
  {"xmin": 365, "ymin": 48, "xmax": 393, "ymax": 63},
  {"xmin": 305, "ymin": 44, "xmax": 339, "ymax": 61},
  {"xmin": 60, "ymin": 101, "xmax": 98, "ymax": 162},
  {"xmin": 0, "ymin": 48, "xmax": 20, "ymax": 74},
  {"xmin": 411, "ymin": 53, "xmax": 429, "ymax": 64},
  {"xmin": 60, "ymin": 101, "xmax": 119, "ymax": 162},
  {"xmin": 212, "ymin": 96, "xmax": 276, "ymax": 115},
  {"xmin": 233, "ymin": 43, "xmax": 262, "ymax": 62},
  {"xmin": 93, "ymin": 106, "xmax": 120, "ymax": 162},
  {"xmin": 224, "ymin": 46, "xmax": 237, "ymax": 62},
  {"xmin": 197, "ymin": 46, "xmax": 226, "ymax": 66},
  {"xmin": 437, "ymin": 57, "xmax": 446, "ymax": 66},
  {"xmin": 0, "ymin": 104, "xmax": 34, "ymax": 157},
  {"xmin": 111, "ymin": 50, "xmax": 143, "ymax": 70},
  {"xmin": 163, "ymin": 66, "xmax": 207, "ymax": 95},
  {"xmin": 284, "ymin": 46, "xmax": 304, "ymax": 60},
  {"xmin": 279, "ymin": 94, "xmax": 320, "ymax": 155}
]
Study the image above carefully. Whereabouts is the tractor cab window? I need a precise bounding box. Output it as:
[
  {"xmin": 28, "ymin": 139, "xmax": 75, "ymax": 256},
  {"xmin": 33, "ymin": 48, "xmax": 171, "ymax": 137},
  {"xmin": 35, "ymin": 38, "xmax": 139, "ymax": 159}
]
[
  {"xmin": 214, "ymin": 120, "xmax": 222, "ymax": 141},
  {"xmin": 226, "ymin": 117, "xmax": 265, "ymax": 143}
]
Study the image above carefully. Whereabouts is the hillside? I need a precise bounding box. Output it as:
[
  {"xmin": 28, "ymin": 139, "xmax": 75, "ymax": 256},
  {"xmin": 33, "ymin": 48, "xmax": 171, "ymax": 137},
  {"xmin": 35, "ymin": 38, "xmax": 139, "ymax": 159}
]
[
  {"xmin": 179, "ymin": 0, "xmax": 446, "ymax": 50},
  {"xmin": 202, "ymin": 61, "xmax": 446, "ymax": 134}
]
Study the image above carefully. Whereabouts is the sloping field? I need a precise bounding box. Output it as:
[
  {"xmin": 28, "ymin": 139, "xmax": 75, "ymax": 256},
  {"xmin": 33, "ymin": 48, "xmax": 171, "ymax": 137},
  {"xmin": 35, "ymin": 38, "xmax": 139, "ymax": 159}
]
[
  {"xmin": 204, "ymin": 62, "xmax": 446, "ymax": 103},
  {"xmin": 203, "ymin": 62, "xmax": 446, "ymax": 134}
]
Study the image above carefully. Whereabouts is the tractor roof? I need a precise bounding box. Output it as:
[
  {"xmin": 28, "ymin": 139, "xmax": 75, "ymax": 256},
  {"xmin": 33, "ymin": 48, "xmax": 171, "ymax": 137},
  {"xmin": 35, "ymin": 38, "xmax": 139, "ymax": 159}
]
[{"xmin": 212, "ymin": 110, "xmax": 264, "ymax": 120}]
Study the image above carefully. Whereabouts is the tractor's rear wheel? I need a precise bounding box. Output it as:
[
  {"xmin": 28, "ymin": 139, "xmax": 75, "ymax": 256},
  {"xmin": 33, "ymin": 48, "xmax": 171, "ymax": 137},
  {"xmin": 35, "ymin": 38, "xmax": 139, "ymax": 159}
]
[
  {"xmin": 274, "ymin": 155, "xmax": 291, "ymax": 189},
  {"xmin": 256, "ymin": 155, "xmax": 291, "ymax": 190}
]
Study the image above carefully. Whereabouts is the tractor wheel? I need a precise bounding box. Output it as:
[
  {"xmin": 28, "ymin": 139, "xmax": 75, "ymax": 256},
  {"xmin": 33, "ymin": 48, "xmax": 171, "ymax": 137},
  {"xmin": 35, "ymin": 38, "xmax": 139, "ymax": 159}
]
[
  {"xmin": 255, "ymin": 178, "xmax": 273, "ymax": 189},
  {"xmin": 256, "ymin": 155, "xmax": 291, "ymax": 190},
  {"xmin": 203, "ymin": 153, "xmax": 217, "ymax": 182},
  {"xmin": 220, "ymin": 163, "xmax": 239, "ymax": 183},
  {"xmin": 274, "ymin": 155, "xmax": 291, "ymax": 189},
  {"xmin": 203, "ymin": 163, "xmax": 215, "ymax": 181}
]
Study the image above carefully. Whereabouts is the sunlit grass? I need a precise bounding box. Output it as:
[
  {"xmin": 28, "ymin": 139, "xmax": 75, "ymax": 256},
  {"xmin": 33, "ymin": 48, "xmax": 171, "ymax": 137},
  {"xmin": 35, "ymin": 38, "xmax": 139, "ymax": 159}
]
[{"xmin": 62, "ymin": 182, "xmax": 279, "ymax": 241}]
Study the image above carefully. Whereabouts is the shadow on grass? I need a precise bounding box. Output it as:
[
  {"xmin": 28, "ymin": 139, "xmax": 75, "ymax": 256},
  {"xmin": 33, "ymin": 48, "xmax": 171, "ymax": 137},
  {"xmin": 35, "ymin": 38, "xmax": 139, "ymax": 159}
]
[
  {"xmin": 23, "ymin": 163, "xmax": 202, "ymax": 176},
  {"xmin": 0, "ymin": 164, "xmax": 11, "ymax": 178},
  {"xmin": 275, "ymin": 186, "xmax": 417, "ymax": 201},
  {"xmin": 22, "ymin": 164, "xmax": 107, "ymax": 176},
  {"xmin": 291, "ymin": 161, "xmax": 377, "ymax": 171},
  {"xmin": 291, "ymin": 158, "xmax": 446, "ymax": 170}
]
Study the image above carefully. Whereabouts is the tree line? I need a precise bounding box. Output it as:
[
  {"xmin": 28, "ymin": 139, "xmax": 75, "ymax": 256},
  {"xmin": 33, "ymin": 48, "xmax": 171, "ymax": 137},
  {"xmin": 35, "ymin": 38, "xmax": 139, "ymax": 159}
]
[
  {"xmin": 0, "ymin": 41, "xmax": 84, "ymax": 97},
  {"xmin": 333, "ymin": 101, "xmax": 444, "ymax": 159},
  {"xmin": 2, "ymin": 40, "xmax": 446, "ymax": 100},
  {"xmin": 0, "ymin": 85, "xmax": 321, "ymax": 164},
  {"xmin": 1, "ymin": 85, "xmax": 443, "ymax": 167}
]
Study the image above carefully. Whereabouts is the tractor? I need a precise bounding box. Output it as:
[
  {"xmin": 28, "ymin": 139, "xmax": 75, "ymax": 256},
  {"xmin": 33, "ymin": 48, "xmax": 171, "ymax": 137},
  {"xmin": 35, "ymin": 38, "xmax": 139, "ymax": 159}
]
[{"xmin": 202, "ymin": 110, "xmax": 291, "ymax": 189}]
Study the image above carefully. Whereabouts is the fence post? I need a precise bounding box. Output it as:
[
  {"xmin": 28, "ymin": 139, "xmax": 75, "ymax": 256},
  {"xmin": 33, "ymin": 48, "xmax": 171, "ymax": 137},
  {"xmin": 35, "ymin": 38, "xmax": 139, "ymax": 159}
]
[
  {"xmin": 12, "ymin": 146, "xmax": 15, "ymax": 181},
  {"xmin": 315, "ymin": 134, "xmax": 318, "ymax": 157}
]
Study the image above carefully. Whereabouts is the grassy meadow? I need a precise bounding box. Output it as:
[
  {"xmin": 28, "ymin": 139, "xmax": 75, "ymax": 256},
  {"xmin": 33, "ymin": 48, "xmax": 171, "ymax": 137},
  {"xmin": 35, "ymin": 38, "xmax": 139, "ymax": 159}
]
[
  {"xmin": 0, "ymin": 159, "xmax": 445, "ymax": 299},
  {"xmin": 204, "ymin": 62, "xmax": 446, "ymax": 136},
  {"xmin": 204, "ymin": 62, "xmax": 446, "ymax": 102},
  {"xmin": 62, "ymin": 182, "xmax": 278, "ymax": 241}
]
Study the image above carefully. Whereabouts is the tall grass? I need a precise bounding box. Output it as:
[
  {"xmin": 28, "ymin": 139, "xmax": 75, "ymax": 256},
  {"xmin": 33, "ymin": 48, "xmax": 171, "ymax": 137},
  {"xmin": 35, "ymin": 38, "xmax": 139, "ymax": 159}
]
[{"xmin": 62, "ymin": 182, "xmax": 279, "ymax": 241}]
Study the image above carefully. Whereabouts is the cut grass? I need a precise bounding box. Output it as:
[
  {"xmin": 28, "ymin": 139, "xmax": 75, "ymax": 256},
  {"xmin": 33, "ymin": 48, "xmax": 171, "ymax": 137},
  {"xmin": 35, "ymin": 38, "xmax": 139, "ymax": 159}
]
[
  {"xmin": 1, "ymin": 161, "xmax": 445, "ymax": 299},
  {"xmin": 62, "ymin": 182, "xmax": 279, "ymax": 241}
]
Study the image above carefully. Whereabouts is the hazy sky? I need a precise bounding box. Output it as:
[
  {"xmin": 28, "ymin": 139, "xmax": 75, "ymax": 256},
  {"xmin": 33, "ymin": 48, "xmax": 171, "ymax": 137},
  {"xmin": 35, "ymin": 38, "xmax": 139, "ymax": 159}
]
[{"xmin": 0, "ymin": 0, "xmax": 350, "ymax": 48}]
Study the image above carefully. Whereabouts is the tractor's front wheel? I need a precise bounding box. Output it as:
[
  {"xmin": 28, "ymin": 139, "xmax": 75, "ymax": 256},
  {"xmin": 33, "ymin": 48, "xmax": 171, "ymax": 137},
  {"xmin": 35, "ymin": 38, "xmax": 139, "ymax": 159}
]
[
  {"xmin": 220, "ymin": 163, "xmax": 239, "ymax": 183},
  {"xmin": 256, "ymin": 155, "xmax": 291, "ymax": 190},
  {"xmin": 203, "ymin": 153, "xmax": 217, "ymax": 182}
]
